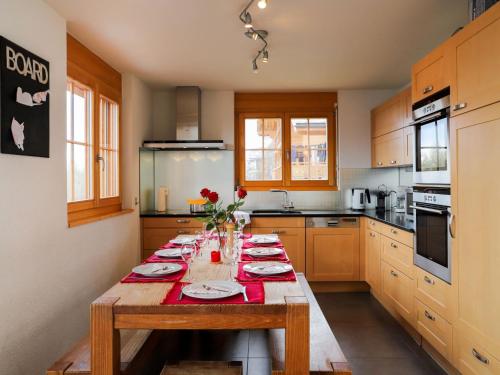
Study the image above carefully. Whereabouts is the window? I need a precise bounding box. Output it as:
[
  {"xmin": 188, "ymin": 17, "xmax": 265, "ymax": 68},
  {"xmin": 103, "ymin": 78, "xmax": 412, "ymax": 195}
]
[
  {"xmin": 66, "ymin": 34, "xmax": 124, "ymax": 227},
  {"xmin": 235, "ymin": 93, "xmax": 337, "ymax": 190}
]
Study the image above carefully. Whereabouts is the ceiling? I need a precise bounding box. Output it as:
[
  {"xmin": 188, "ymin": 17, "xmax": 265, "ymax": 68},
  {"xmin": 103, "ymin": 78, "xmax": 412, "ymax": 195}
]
[{"xmin": 45, "ymin": 0, "xmax": 469, "ymax": 91}]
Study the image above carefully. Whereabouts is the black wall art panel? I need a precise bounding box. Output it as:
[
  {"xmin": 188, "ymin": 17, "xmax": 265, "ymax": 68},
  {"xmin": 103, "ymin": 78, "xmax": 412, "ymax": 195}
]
[{"xmin": 0, "ymin": 36, "xmax": 50, "ymax": 157}]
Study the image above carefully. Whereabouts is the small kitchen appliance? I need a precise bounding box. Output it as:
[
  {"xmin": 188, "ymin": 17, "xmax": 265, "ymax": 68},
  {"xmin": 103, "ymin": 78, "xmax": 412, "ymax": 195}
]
[
  {"xmin": 351, "ymin": 188, "xmax": 371, "ymax": 210},
  {"xmin": 376, "ymin": 185, "xmax": 390, "ymax": 212}
]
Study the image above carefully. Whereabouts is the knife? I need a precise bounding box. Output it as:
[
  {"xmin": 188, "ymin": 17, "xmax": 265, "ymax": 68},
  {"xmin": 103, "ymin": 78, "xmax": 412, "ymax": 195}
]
[{"xmin": 242, "ymin": 286, "xmax": 248, "ymax": 302}]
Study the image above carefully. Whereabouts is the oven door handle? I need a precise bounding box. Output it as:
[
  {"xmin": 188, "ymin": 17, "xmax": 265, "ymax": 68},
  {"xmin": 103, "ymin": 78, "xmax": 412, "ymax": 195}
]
[
  {"xmin": 409, "ymin": 205, "xmax": 447, "ymax": 215},
  {"xmin": 410, "ymin": 112, "xmax": 444, "ymax": 126}
]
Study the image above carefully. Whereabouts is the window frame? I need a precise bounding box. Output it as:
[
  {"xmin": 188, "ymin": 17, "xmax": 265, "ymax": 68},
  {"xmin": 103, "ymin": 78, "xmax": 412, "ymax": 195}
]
[
  {"xmin": 66, "ymin": 35, "xmax": 123, "ymax": 227},
  {"xmin": 237, "ymin": 110, "xmax": 337, "ymax": 191}
]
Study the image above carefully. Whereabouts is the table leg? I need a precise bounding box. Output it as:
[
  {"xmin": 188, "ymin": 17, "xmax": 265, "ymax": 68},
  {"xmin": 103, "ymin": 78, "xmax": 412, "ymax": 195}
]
[
  {"xmin": 91, "ymin": 296, "xmax": 120, "ymax": 375},
  {"xmin": 284, "ymin": 296, "xmax": 309, "ymax": 375}
]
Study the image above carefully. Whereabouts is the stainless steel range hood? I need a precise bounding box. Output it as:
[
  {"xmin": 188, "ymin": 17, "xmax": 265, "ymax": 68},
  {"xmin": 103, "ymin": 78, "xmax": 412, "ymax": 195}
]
[{"xmin": 143, "ymin": 86, "xmax": 226, "ymax": 150}]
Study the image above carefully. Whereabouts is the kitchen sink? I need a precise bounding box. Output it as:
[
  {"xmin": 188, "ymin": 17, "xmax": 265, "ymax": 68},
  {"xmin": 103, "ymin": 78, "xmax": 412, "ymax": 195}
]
[{"xmin": 252, "ymin": 209, "xmax": 303, "ymax": 214}]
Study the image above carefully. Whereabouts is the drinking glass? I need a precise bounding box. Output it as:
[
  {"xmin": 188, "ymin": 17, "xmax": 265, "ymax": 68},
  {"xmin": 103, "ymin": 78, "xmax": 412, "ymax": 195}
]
[{"xmin": 181, "ymin": 244, "xmax": 195, "ymax": 281}]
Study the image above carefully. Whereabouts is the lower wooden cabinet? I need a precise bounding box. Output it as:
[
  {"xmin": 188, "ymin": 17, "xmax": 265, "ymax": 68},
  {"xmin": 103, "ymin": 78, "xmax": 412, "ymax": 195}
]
[
  {"xmin": 251, "ymin": 227, "xmax": 305, "ymax": 273},
  {"xmin": 381, "ymin": 261, "xmax": 415, "ymax": 325},
  {"xmin": 416, "ymin": 299, "xmax": 453, "ymax": 361},
  {"xmin": 306, "ymin": 227, "xmax": 360, "ymax": 281},
  {"xmin": 381, "ymin": 235, "xmax": 415, "ymax": 279},
  {"xmin": 365, "ymin": 229, "xmax": 381, "ymax": 294},
  {"xmin": 454, "ymin": 333, "xmax": 500, "ymax": 375},
  {"xmin": 415, "ymin": 267, "xmax": 453, "ymax": 322}
]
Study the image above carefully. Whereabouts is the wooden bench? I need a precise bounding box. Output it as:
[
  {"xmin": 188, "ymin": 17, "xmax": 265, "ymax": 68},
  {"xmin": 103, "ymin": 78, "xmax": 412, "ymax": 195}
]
[
  {"xmin": 46, "ymin": 329, "xmax": 165, "ymax": 375},
  {"xmin": 269, "ymin": 274, "xmax": 352, "ymax": 375}
]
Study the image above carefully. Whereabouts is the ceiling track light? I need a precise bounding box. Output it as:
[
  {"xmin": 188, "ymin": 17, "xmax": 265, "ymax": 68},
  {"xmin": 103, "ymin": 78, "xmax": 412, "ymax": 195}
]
[{"xmin": 239, "ymin": 0, "xmax": 271, "ymax": 72}]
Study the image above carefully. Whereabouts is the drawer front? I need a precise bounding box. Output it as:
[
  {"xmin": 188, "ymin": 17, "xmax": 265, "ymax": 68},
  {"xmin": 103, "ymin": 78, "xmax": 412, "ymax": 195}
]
[
  {"xmin": 455, "ymin": 334, "xmax": 500, "ymax": 375},
  {"xmin": 381, "ymin": 235, "xmax": 414, "ymax": 279},
  {"xmin": 416, "ymin": 300, "xmax": 453, "ymax": 361},
  {"xmin": 143, "ymin": 228, "xmax": 198, "ymax": 249},
  {"xmin": 251, "ymin": 217, "xmax": 305, "ymax": 228},
  {"xmin": 380, "ymin": 224, "xmax": 413, "ymax": 248},
  {"xmin": 415, "ymin": 267, "xmax": 453, "ymax": 322},
  {"xmin": 381, "ymin": 261, "xmax": 414, "ymax": 324},
  {"xmin": 143, "ymin": 217, "xmax": 203, "ymax": 228},
  {"xmin": 367, "ymin": 218, "xmax": 379, "ymax": 231}
]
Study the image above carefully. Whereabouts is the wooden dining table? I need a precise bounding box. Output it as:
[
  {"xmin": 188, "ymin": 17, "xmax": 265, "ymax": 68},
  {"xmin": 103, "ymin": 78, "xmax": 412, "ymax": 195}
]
[{"xmin": 90, "ymin": 243, "xmax": 310, "ymax": 375}]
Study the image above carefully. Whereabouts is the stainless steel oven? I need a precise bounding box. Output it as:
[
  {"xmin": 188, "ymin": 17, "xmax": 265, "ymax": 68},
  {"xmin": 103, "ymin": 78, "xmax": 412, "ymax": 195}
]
[
  {"xmin": 411, "ymin": 188, "xmax": 452, "ymax": 284},
  {"xmin": 412, "ymin": 92, "xmax": 451, "ymax": 185}
]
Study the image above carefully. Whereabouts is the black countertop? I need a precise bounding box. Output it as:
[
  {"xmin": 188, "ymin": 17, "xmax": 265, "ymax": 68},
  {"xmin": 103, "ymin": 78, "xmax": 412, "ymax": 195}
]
[{"xmin": 141, "ymin": 209, "xmax": 415, "ymax": 232}]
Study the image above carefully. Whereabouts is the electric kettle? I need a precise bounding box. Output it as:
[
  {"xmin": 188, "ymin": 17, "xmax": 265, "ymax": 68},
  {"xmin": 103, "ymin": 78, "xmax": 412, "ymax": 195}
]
[{"xmin": 352, "ymin": 188, "xmax": 371, "ymax": 210}]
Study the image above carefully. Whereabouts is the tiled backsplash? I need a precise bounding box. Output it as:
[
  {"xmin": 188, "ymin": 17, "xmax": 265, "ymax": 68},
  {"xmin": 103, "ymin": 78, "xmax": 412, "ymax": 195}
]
[{"xmin": 242, "ymin": 167, "xmax": 413, "ymax": 210}]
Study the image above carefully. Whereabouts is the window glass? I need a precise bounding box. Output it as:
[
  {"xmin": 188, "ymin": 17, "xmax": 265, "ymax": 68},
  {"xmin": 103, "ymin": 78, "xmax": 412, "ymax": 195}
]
[
  {"xmin": 291, "ymin": 118, "xmax": 328, "ymax": 180},
  {"xmin": 66, "ymin": 79, "xmax": 93, "ymax": 202},
  {"xmin": 99, "ymin": 96, "xmax": 120, "ymax": 198}
]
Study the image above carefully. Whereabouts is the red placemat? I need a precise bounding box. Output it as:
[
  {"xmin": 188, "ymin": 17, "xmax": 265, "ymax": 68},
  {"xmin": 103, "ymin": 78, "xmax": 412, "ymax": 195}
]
[
  {"xmin": 236, "ymin": 262, "xmax": 296, "ymax": 282},
  {"xmin": 161, "ymin": 281, "xmax": 265, "ymax": 305},
  {"xmin": 240, "ymin": 250, "xmax": 289, "ymax": 262},
  {"xmin": 242, "ymin": 240, "xmax": 283, "ymax": 249},
  {"xmin": 121, "ymin": 263, "xmax": 187, "ymax": 283}
]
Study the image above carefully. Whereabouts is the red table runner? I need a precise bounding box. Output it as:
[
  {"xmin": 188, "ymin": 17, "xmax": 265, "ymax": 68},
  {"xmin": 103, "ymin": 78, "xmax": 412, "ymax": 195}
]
[
  {"xmin": 161, "ymin": 281, "xmax": 265, "ymax": 304},
  {"xmin": 236, "ymin": 262, "xmax": 296, "ymax": 282}
]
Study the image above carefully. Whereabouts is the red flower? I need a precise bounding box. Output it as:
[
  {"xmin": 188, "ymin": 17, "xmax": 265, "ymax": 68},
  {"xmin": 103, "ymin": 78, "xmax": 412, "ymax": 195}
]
[
  {"xmin": 207, "ymin": 191, "xmax": 219, "ymax": 203},
  {"xmin": 200, "ymin": 188, "xmax": 210, "ymax": 198},
  {"xmin": 237, "ymin": 187, "xmax": 247, "ymax": 199}
]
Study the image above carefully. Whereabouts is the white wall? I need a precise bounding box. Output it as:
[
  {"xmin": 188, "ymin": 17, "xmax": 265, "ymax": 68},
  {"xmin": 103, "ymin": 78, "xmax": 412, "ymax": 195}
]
[
  {"xmin": 0, "ymin": 1, "xmax": 153, "ymax": 374},
  {"xmin": 201, "ymin": 90, "xmax": 235, "ymax": 147},
  {"xmin": 152, "ymin": 89, "xmax": 176, "ymax": 140},
  {"xmin": 337, "ymin": 89, "xmax": 396, "ymax": 168}
]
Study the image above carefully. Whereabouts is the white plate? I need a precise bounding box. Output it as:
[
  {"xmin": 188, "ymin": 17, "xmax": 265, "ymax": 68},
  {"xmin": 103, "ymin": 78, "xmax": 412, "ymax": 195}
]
[
  {"xmin": 155, "ymin": 248, "xmax": 192, "ymax": 258},
  {"xmin": 248, "ymin": 235, "xmax": 279, "ymax": 244},
  {"xmin": 182, "ymin": 280, "xmax": 242, "ymax": 300},
  {"xmin": 243, "ymin": 262, "xmax": 293, "ymax": 275},
  {"xmin": 132, "ymin": 263, "xmax": 183, "ymax": 277},
  {"xmin": 244, "ymin": 247, "xmax": 284, "ymax": 257},
  {"xmin": 170, "ymin": 237, "xmax": 196, "ymax": 245}
]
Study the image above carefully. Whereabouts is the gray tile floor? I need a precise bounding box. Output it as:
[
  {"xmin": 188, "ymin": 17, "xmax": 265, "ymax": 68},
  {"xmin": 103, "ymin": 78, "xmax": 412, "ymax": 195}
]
[
  {"xmin": 315, "ymin": 292, "xmax": 446, "ymax": 375},
  {"xmin": 156, "ymin": 292, "xmax": 445, "ymax": 375}
]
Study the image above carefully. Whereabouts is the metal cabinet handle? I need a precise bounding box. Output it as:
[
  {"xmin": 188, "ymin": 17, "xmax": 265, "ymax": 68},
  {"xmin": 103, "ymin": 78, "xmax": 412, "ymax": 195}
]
[
  {"xmin": 377, "ymin": 161, "xmax": 383, "ymax": 166},
  {"xmin": 391, "ymin": 229, "xmax": 398, "ymax": 235},
  {"xmin": 272, "ymin": 230, "xmax": 285, "ymax": 235},
  {"xmin": 369, "ymin": 232, "xmax": 376, "ymax": 238},
  {"xmin": 176, "ymin": 219, "xmax": 190, "ymax": 224},
  {"xmin": 390, "ymin": 160, "xmax": 397, "ymax": 165},
  {"xmin": 472, "ymin": 349, "xmax": 490, "ymax": 365},
  {"xmin": 390, "ymin": 270, "xmax": 398, "ymax": 277},
  {"xmin": 177, "ymin": 230, "xmax": 188, "ymax": 234},
  {"xmin": 370, "ymin": 221, "xmax": 375, "ymax": 225},
  {"xmin": 449, "ymin": 214, "xmax": 456, "ymax": 239},
  {"xmin": 424, "ymin": 275, "xmax": 435, "ymax": 285},
  {"xmin": 423, "ymin": 85, "xmax": 434, "ymax": 94},
  {"xmin": 390, "ymin": 242, "xmax": 398, "ymax": 249},
  {"xmin": 453, "ymin": 102, "xmax": 467, "ymax": 111},
  {"xmin": 424, "ymin": 310, "xmax": 436, "ymax": 321},
  {"xmin": 410, "ymin": 205, "xmax": 446, "ymax": 215}
]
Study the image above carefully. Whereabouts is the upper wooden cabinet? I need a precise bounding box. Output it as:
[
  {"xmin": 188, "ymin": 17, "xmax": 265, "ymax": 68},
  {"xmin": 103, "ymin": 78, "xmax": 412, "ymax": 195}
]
[
  {"xmin": 372, "ymin": 87, "xmax": 412, "ymax": 138},
  {"xmin": 450, "ymin": 4, "xmax": 500, "ymax": 115},
  {"xmin": 412, "ymin": 44, "xmax": 449, "ymax": 103},
  {"xmin": 372, "ymin": 129, "xmax": 405, "ymax": 168}
]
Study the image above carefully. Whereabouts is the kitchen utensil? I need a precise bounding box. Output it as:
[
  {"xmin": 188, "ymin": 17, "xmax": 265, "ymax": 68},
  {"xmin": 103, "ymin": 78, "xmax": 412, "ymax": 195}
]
[
  {"xmin": 182, "ymin": 280, "xmax": 242, "ymax": 300},
  {"xmin": 351, "ymin": 188, "xmax": 371, "ymax": 210}
]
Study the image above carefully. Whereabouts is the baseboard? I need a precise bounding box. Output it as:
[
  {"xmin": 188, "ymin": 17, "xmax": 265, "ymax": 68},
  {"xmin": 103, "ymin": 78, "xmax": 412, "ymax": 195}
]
[{"xmin": 309, "ymin": 281, "xmax": 370, "ymax": 293}]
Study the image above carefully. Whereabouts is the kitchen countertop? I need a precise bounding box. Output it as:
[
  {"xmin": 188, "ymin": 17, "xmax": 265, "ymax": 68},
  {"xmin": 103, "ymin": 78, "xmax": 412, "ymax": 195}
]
[{"xmin": 141, "ymin": 209, "xmax": 415, "ymax": 232}]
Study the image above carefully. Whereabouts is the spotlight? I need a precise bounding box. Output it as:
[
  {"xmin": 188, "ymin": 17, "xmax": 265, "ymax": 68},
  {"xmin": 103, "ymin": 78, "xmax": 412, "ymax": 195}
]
[
  {"xmin": 244, "ymin": 12, "xmax": 253, "ymax": 28},
  {"xmin": 252, "ymin": 60, "xmax": 259, "ymax": 73},
  {"xmin": 262, "ymin": 50, "xmax": 269, "ymax": 63},
  {"xmin": 257, "ymin": 0, "xmax": 267, "ymax": 9},
  {"xmin": 244, "ymin": 30, "xmax": 254, "ymax": 39},
  {"xmin": 252, "ymin": 32, "xmax": 259, "ymax": 40}
]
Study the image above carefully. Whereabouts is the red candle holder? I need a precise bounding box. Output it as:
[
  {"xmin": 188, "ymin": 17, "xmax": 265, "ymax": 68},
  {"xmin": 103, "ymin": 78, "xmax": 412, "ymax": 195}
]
[{"xmin": 211, "ymin": 250, "xmax": 221, "ymax": 263}]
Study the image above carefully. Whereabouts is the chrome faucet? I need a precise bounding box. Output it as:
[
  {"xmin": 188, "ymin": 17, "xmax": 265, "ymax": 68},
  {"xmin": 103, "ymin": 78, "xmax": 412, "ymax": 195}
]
[{"xmin": 270, "ymin": 189, "xmax": 294, "ymax": 210}]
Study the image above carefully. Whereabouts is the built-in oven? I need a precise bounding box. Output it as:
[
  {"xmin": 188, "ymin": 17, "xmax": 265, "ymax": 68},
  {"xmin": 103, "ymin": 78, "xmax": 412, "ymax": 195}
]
[
  {"xmin": 411, "ymin": 187, "xmax": 452, "ymax": 284},
  {"xmin": 412, "ymin": 91, "xmax": 451, "ymax": 185}
]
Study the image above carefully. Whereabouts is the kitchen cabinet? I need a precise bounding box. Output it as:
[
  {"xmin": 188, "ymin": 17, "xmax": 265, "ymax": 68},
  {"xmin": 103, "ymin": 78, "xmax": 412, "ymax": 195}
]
[
  {"xmin": 450, "ymin": 4, "xmax": 500, "ymax": 116},
  {"xmin": 381, "ymin": 261, "xmax": 415, "ymax": 325},
  {"xmin": 411, "ymin": 44, "xmax": 448, "ymax": 103},
  {"xmin": 250, "ymin": 217, "xmax": 305, "ymax": 273},
  {"xmin": 381, "ymin": 235, "xmax": 414, "ymax": 279},
  {"xmin": 142, "ymin": 217, "xmax": 202, "ymax": 260},
  {"xmin": 306, "ymin": 227, "xmax": 360, "ymax": 281},
  {"xmin": 365, "ymin": 229, "xmax": 381, "ymax": 294},
  {"xmin": 403, "ymin": 87, "xmax": 413, "ymax": 125},
  {"xmin": 451, "ymin": 101, "xmax": 500, "ymax": 362},
  {"xmin": 415, "ymin": 267, "xmax": 453, "ymax": 323},
  {"xmin": 454, "ymin": 334, "xmax": 500, "ymax": 375},
  {"xmin": 402, "ymin": 126, "xmax": 414, "ymax": 166},
  {"xmin": 371, "ymin": 92, "xmax": 405, "ymax": 138},
  {"xmin": 372, "ymin": 129, "xmax": 404, "ymax": 168}
]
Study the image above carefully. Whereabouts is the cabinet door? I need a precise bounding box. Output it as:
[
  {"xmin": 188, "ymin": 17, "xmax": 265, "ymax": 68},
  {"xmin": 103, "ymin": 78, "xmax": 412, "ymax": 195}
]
[
  {"xmin": 403, "ymin": 126, "xmax": 414, "ymax": 166},
  {"xmin": 306, "ymin": 228, "xmax": 360, "ymax": 281},
  {"xmin": 372, "ymin": 129, "xmax": 404, "ymax": 168},
  {"xmin": 251, "ymin": 227, "xmax": 305, "ymax": 273},
  {"xmin": 381, "ymin": 261, "xmax": 414, "ymax": 324},
  {"xmin": 451, "ymin": 13, "xmax": 500, "ymax": 115},
  {"xmin": 143, "ymin": 228, "xmax": 199, "ymax": 250},
  {"xmin": 402, "ymin": 87, "xmax": 413, "ymax": 125},
  {"xmin": 412, "ymin": 44, "xmax": 447, "ymax": 103},
  {"xmin": 371, "ymin": 94, "xmax": 404, "ymax": 138},
  {"xmin": 451, "ymin": 102, "xmax": 500, "ymax": 359},
  {"xmin": 366, "ymin": 229, "xmax": 381, "ymax": 293}
]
